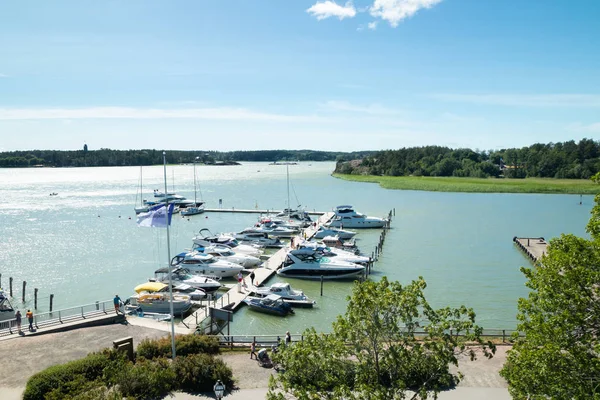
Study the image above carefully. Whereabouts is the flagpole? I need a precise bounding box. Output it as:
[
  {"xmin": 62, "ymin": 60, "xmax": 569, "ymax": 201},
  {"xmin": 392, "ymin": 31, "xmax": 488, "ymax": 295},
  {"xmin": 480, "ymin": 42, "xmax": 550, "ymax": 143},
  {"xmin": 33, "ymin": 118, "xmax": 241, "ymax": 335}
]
[{"xmin": 163, "ymin": 151, "xmax": 177, "ymax": 359}]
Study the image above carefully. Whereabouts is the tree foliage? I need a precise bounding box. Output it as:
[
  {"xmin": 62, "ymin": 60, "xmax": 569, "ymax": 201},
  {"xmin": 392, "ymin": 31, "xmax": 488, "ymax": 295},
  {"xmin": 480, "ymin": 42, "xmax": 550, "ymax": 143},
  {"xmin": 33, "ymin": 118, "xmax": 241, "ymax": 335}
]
[
  {"xmin": 500, "ymin": 175, "xmax": 600, "ymax": 399},
  {"xmin": 336, "ymin": 139, "xmax": 600, "ymax": 179},
  {"xmin": 268, "ymin": 277, "xmax": 494, "ymax": 400}
]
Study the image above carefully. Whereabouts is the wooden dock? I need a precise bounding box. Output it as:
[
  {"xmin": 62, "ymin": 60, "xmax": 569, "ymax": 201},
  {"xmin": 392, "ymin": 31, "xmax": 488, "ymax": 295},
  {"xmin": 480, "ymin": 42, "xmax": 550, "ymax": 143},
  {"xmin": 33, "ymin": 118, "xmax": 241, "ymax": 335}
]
[
  {"xmin": 513, "ymin": 237, "xmax": 548, "ymax": 262},
  {"xmin": 204, "ymin": 208, "xmax": 326, "ymax": 215},
  {"xmin": 179, "ymin": 212, "xmax": 334, "ymax": 330}
]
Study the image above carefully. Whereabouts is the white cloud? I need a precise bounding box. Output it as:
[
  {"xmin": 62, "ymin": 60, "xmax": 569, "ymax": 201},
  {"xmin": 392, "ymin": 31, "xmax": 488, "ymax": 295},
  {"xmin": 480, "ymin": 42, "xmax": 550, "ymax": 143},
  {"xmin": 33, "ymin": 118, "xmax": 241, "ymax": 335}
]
[
  {"xmin": 567, "ymin": 122, "xmax": 600, "ymax": 133},
  {"xmin": 431, "ymin": 93, "xmax": 600, "ymax": 108},
  {"xmin": 368, "ymin": 21, "xmax": 378, "ymax": 30},
  {"xmin": 0, "ymin": 73, "xmax": 8, "ymax": 78},
  {"xmin": 321, "ymin": 100, "xmax": 399, "ymax": 115},
  {"xmin": 0, "ymin": 106, "xmax": 323, "ymax": 122},
  {"xmin": 307, "ymin": 1, "xmax": 357, "ymax": 20},
  {"xmin": 370, "ymin": 0, "xmax": 443, "ymax": 27}
]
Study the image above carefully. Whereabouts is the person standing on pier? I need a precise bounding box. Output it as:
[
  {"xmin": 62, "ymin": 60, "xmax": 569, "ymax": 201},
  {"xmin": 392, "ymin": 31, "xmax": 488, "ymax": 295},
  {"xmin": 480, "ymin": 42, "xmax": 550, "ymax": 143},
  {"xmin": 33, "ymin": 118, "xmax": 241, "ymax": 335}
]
[
  {"xmin": 15, "ymin": 310, "xmax": 22, "ymax": 334},
  {"xmin": 26, "ymin": 309, "xmax": 34, "ymax": 331},
  {"xmin": 113, "ymin": 294, "xmax": 122, "ymax": 314},
  {"xmin": 249, "ymin": 270, "xmax": 256, "ymax": 287},
  {"xmin": 285, "ymin": 331, "xmax": 291, "ymax": 346}
]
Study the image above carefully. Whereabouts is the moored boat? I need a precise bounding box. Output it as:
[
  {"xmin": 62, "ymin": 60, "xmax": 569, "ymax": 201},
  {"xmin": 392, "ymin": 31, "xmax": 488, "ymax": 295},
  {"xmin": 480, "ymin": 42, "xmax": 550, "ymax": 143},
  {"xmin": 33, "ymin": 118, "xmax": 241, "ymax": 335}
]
[
  {"xmin": 242, "ymin": 294, "xmax": 295, "ymax": 316},
  {"xmin": 0, "ymin": 289, "xmax": 15, "ymax": 322},
  {"xmin": 251, "ymin": 282, "xmax": 315, "ymax": 308},
  {"xmin": 326, "ymin": 205, "xmax": 388, "ymax": 229},
  {"xmin": 277, "ymin": 248, "xmax": 365, "ymax": 280}
]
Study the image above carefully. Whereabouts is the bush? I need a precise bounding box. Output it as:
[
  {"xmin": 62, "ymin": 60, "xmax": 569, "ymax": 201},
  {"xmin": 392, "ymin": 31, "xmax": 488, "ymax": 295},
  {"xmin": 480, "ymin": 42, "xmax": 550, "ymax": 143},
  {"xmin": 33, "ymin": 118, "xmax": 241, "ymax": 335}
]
[
  {"xmin": 137, "ymin": 334, "xmax": 219, "ymax": 360},
  {"xmin": 23, "ymin": 352, "xmax": 116, "ymax": 400},
  {"xmin": 115, "ymin": 357, "xmax": 175, "ymax": 399},
  {"xmin": 172, "ymin": 353, "xmax": 234, "ymax": 392}
]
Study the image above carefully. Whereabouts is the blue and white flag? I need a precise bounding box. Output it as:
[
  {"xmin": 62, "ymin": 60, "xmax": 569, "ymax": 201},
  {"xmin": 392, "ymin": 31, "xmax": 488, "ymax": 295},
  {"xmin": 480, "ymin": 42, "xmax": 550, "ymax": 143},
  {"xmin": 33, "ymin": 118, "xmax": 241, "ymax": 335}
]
[{"xmin": 136, "ymin": 203, "xmax": 174, "ymax": 228}]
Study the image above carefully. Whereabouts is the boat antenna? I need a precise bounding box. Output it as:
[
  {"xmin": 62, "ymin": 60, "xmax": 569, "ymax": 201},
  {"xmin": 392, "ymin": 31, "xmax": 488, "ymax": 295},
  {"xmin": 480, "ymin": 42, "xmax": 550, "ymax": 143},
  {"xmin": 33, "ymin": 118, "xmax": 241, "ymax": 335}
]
[
  {"xmin": 163, "ymin": 151, "xmax": 177, "ymax": 359},
  {"xmin": 286, "ymin": 164, "xmax": 290, "ymax": 218}
]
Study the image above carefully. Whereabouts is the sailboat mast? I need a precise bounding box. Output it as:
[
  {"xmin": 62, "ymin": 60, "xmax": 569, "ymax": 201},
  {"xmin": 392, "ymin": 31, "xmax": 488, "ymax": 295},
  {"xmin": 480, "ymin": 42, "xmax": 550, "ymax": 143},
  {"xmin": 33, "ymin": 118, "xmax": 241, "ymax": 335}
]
[
  {"xmin": 139, "ymin": 166, "xmax": 143, "ymax": 207},
  {"xmin": 286, "ymin": 164, "xmax": 290, "ymax": 218},
  {"xmin": 193, "ymin": 160, "xmax": 197, "ymax": 204},
  {"xmin": 163, "ymin": 151, "xmax": 177, "ymax": 359}
]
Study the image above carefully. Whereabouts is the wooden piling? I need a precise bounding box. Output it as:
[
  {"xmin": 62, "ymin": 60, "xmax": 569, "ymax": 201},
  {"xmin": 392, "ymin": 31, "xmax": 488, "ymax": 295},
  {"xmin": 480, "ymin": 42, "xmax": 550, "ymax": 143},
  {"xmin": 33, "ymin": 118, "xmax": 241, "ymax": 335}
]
[
  {"xmin": 34, "ymin": 288, "xmax": 38, "ymax": 309},
  {"xmin": 320, "ymin": 275, "xmax": 324, "ymax": 296},
  {"xmin": 49, "ymin": 294, "xmax": 54, "ymax": 312},
  {"xmin": 22, "ymin": 281, "xmax": 26, "ymax": 302},
  {"xmin": 9, "ymin": 277, "xmax": 13, "ymax": 297},
  {"xmin": 0, "ymin": 273, "xmax": 2, "ymax": 288}
]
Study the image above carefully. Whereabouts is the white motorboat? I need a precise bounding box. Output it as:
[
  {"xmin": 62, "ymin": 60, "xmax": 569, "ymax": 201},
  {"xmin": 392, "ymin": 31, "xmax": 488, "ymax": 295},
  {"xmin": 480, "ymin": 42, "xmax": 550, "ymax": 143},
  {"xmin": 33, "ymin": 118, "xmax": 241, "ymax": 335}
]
[
  {"xmin": 298, "ymin": 241, "xmax": 371, "ymax": 265},
  {"xmin": 313, "ymin": 226, "xmax": 356, "ymax": 240},
  {"xmin": 251, "ymin": 282, "xmax": 315, "ymax": 308},
  {"xmin": 0, "ymin": 289, "xmax": 14, "ymax": 322},
  {"xmin": 171, "ymin": 252, "xmax": 244, "ymax": 278},
  {"xmin": 136, "ymin": 281, "xmax": 207, "ymax": 301},
  {"xmin": 244, "ymin": 224, "xmax": 297, "ymax": 238},
  {"xmin": 326, "ymin": 205, "xmax": 388, "ymax": 229},
  {"xmin": 232, "ymin": 229, "xmax": 284, "ymax": 248},
  {"xmin": 275, "ymin": 209, "xmax": 313, "ymax": 227},
  {"xmin": 321, "ymin": 235, "xmax": 360, "ymax": 254},
  {"xmin": 193, "ymin": 244, "xmax": 262, "ymax": 267},
  {"xmin": 277, "ymin": 248, "xmax": 365, "ymax": 280},
  {"xmin": 153, "ymin": 267, "xmax": 222, "ymax": 294},
  {"xmin": 193, "ymin": 229, "xmax": 263, "ymax": 257},
  {"xmin": 128, "ymin": 283, "xmax": 192, "ymax": 315},
  {"xmin": 257, "ymin": 217, "xmax": 302, "ymax": 231}
]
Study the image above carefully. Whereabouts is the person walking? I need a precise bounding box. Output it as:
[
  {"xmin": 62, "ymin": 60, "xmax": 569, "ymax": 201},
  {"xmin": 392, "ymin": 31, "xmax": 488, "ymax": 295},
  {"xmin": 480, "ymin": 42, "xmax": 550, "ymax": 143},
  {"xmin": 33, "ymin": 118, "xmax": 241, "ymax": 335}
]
[
  {"xmin": 237, "ymin": 271, "xmax": 244, "ymax": 293},
  {"xmin": 250, "ymin": 339, "xmax": 257, "ymax": 360},
  {"xmin": 249, "ymin": 270, "xmax": 256, "ymax": 287},
  {"xmin": 113, "ymin": 294, "xmax": 121, "ymax": 314},
  {"xmin": 285, "ymin": 331, "xmax": 291, "ymax": 346},
  {"xmin": 15, "ymin": 310, "xmax": 22, "ymax": 334},
  {"xmin": 26, "ymin": 309, "xmax": 34, "ymax": 331}
]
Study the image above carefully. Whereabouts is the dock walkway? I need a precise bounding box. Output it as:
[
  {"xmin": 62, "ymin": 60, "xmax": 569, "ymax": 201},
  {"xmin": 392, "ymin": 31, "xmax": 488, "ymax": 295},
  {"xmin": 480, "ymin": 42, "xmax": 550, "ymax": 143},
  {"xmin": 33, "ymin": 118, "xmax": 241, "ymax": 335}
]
[
  {"xmin": 513, "ymin": 237, "xmax": 548, "ymax": 262},
  {"xmin": 179, "ymin": 212, "xmax": 334, "ymax": 330},
  {"xmin": 204, "ymin": 208, "xmax": 325, "ymax": 215}
]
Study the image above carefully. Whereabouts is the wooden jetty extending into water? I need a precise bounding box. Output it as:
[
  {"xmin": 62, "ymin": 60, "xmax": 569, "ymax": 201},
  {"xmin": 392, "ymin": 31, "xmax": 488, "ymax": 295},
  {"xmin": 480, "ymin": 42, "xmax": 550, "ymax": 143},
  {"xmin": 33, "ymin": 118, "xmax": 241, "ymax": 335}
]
[{"xmin": 513, "ymin": 237, "xmax": 548, "ymax": 262}]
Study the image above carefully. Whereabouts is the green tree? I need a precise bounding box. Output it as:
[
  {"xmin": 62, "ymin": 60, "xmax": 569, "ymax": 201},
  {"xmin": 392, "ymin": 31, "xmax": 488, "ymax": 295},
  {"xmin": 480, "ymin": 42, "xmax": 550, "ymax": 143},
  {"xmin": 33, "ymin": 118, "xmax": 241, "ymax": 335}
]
[
  {"xmin": 500, "ymin": 173, "xmax": 600, "ymax": 399},
  {"xmin": 268, "ymin": 277, "xmax": 494, "ymax": 400}
]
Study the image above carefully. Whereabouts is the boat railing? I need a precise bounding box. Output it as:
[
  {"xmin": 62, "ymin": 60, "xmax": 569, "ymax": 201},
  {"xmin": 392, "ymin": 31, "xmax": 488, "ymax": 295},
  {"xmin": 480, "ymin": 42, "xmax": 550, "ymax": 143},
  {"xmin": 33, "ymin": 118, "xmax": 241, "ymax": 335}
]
[{"xmin": 0, "ymin": 300, "xmax": 113, "ymax": 337}]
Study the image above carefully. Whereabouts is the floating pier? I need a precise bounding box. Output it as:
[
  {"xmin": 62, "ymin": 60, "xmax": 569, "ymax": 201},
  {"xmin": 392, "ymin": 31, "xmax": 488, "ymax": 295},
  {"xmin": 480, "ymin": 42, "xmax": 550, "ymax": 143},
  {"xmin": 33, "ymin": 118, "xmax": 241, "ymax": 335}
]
[
  {"xmin": 203, "ymin": 208, "xmax": 326, "ymax": 215},
  {"xmin": 513, "ymin": 237, "xmax": 548, "ymax": 262}
]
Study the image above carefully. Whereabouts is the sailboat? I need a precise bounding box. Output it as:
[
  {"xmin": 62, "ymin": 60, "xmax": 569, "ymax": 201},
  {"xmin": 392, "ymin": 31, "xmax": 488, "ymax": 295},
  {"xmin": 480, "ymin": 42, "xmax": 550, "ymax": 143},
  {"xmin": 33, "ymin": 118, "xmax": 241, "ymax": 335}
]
[
  {"xmin": 134, "ymin": 166, "xmax": 150, "ymax": 214},
  {"xmin": 181, "ymin": 159, "xmax": 205, "ymax": 216}
]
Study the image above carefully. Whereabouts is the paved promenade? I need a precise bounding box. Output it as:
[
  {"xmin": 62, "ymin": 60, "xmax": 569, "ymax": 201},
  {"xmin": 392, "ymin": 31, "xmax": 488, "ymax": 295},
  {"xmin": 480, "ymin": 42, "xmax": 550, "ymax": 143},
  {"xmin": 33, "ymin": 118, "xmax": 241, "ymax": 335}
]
[{"xmin": 0, "ymin": 323, "xmax": 511, "ymax": 400}]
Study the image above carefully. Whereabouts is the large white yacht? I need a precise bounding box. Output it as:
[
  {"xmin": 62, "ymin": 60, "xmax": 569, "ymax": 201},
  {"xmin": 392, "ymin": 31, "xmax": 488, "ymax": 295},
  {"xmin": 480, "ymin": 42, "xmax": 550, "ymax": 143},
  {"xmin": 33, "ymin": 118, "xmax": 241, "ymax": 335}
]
[
  {"xmin": 193, "ymin": 229, "xmax": 263, "ymax": 257},
  {"xmin": 298, "ymin": 241, "xmax": 371, "ymax": 265},
  {"xmin": 277, "ymin": 248, "xmax": 365, "ymax": 280},
  {"xmin": 171, "ymin": 252, "xmax": 244, "ymax": 278},
  {"xmin": 326, "ymin": 205, "xmax": 388, "ymax": 229},
  {"xmin": 193, "ymin": 244, "xmax": 262, "ymax": 267}
]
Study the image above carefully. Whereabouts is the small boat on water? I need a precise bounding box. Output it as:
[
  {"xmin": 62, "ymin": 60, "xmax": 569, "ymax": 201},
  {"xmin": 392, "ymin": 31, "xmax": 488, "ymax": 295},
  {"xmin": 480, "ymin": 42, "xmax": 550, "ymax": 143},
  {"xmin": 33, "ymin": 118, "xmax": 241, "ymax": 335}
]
[
  {"xmin": 171, "ymin": 252, "xmax": 244, "ymax": 279},
  {"xmin": 193, "ymin": 244, "xmax": 262, "ymax": 267},
  {"xmin": 242, "ymin": 294, "xmax": 295, "ymax": 316},
  {"xmin": 135, "ymin": 281, "xmax": 207, "ymax": 301},
  {"xmin": 193, "ymin": 229, "xmax": 263, "ymax": 257},
  {"xmin": 326, "ymin": 205, "xmax": 388, "ymax": 229},
  {"xmin": 251, "ymin": 282, "xmax": 315, "ymax": 308},
  {"xmin": 153, "ymin": 267, "xmax": 222, "ymax": 294},
  {"xmin": 298, "ymin": 241, "xmax": 371, "ymax": 265},
  {"xmin": 127, "ymin": 283, "xmax": 192, "ymax": 315},
  {"xmin": 0, "ymin": 289, "xmax": 15, "ymax": 322},
  {"xmin": 180, "ymin": 161, "xmax": 205, "ymax": 216},
  {"xmin": 232, "ymin": 230, "xmax": 284, "ymax": 248},
  {"xmin": 321, "ymin": 235, "xmax": 360, "ymax": 254}
]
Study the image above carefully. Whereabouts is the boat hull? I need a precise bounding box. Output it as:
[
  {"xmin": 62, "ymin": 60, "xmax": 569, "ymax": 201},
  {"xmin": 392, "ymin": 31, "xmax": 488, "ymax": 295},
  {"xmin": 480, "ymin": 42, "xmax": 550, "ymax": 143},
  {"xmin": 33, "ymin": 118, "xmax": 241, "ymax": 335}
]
[{"xmin": 276, "ymin": 267, "xmax": 364, "ymax": 280}]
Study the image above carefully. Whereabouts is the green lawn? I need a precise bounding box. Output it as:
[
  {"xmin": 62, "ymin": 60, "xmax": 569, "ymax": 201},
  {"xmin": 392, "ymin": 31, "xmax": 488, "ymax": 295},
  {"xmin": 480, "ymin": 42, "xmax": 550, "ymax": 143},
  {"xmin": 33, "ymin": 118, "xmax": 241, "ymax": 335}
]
[{"xmin": 332, "ymin": 174, "xmax": 600, "ymax": 194}]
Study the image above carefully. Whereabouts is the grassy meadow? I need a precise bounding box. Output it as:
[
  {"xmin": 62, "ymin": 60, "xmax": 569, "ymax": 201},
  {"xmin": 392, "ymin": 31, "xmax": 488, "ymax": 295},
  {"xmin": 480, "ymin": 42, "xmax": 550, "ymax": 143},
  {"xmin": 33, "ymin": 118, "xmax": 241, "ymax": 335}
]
[{"xmin": 332, "ymin": 174, "xmax": 600, "ymax": 194}]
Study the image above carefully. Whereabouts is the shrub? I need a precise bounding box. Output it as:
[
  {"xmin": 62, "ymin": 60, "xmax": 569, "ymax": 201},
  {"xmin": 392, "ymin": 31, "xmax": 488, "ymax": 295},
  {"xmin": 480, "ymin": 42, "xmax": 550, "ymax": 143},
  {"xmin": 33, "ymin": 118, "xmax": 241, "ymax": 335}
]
[
  {"xmin": 115, "ymin": 357, "xmax": 176, "ymax": 399},
  {"xmin": 137, "ymin": 334, "xmax": 219, "ymax": 360},
  {"xmin": 172, "ymin": 354, "xmax": 234, "ymax": 392},
  {"xmin": 23, "ymin": 352, "xmax": 116, "ymax": 400}
]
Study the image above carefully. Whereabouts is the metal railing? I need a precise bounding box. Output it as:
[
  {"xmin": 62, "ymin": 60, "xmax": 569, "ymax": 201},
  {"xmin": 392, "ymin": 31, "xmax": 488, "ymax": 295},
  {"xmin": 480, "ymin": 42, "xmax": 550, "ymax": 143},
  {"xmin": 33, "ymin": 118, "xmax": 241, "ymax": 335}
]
[
  {"xmin": 213, "ymin": 329, "xmax": 524, "ymax": 348},
  {"xmin": 0, "ymin": 300, "xmax": 113, "ymax": 336}
]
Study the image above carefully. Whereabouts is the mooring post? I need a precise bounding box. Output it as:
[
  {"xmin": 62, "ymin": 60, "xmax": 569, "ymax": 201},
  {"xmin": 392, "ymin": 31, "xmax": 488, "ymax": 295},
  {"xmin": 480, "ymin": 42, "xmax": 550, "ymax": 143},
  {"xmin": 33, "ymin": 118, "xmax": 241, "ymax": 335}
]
[
  {"xmin": 34, "ymin": 288, "xmax": 38, "ymax": 309},
  {"xmin": 320, "ymin": 275, "xmax": 324, "ymax": 296},
  {"xmin": 9, "ymin": 277, "xmax": 13, "ymax": 297},
  {"xmin": 49, "ymin": 294, "xmax": 54, "ymax": 312},
  {"xmin": 393, "ymin": 208, "xmax": 395, "ymax": 217},
  {"xmin": 527, "ymin": 238, "xmax": 530, "ymax": 246},
  {"xmin": 22, "ymin": 281, "xmax": 26, "ymax": 303},
  {"xmin": 0, "ymin": 273, "xmax": 2, "ymax": 288}
]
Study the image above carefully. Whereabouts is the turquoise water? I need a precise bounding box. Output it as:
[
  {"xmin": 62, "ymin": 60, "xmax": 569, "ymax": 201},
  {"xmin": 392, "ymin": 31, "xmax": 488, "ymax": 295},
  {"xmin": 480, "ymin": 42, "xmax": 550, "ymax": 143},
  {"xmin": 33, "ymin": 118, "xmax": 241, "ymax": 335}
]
[{"xmin": 0, "ymin": 163, "xmax": 594, "ymax": 334}]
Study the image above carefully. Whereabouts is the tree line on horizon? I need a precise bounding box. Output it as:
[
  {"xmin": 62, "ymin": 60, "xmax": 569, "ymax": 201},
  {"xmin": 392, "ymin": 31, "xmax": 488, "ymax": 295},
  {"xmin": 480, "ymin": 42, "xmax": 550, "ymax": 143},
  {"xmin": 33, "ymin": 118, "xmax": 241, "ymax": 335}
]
[
  {"xmin": 0, "ymin": 149, "xmax": 374, "ymax": 168},
  {"xmin": 335, "ymin": 138, "xmax": 600, "ymax": 179}
]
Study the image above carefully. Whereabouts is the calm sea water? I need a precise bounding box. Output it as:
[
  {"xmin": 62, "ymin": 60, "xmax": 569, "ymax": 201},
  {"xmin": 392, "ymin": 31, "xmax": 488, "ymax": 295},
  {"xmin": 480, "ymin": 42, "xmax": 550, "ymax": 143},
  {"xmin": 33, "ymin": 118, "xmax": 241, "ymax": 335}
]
[{"xmin": 0, "ymin": 163, "xmax": 594, "ymax": 334}]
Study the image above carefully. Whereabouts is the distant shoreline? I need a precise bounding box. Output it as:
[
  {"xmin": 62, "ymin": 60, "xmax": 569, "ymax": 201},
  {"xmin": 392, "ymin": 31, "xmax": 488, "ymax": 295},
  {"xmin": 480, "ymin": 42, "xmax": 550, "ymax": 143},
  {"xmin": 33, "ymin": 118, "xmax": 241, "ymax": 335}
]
[{"xmin": 333, "ymin": 174, "xmax": 600, "ymax": 194}]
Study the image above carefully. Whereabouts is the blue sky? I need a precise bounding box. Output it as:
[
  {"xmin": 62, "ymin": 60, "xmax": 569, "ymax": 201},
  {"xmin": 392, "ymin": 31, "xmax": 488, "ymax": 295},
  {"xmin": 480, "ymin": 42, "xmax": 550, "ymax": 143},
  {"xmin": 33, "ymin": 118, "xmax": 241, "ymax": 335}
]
[{"xmin": 0, "ymin": 0, "xmax": 599, "ymax": 152}]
